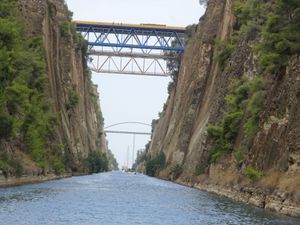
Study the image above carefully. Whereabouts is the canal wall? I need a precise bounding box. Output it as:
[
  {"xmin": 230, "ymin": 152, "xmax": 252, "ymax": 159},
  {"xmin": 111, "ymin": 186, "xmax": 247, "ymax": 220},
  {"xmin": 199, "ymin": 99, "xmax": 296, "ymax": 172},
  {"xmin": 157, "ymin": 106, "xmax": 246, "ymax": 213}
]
[
  {"xmin": 193, "ymin": 181, "xmax": 300, "ymax": 218},
  {"xmin": 0, "ymin": 0, "xmax": 116, "ymax": 183},
  {"xmin": 0, "ymin": 173, "xmax": 71, "ymax": 188},
  {"xmin": 144, "ymin": 0, "xmax": 300, "ymax": 218},
  {"xmin": 18, "ymin": 0, "xmax": 109, "ymax": 168},
  {"xmin": 175, "ymin": 176, "xmax": 300, "ymax": 218}
]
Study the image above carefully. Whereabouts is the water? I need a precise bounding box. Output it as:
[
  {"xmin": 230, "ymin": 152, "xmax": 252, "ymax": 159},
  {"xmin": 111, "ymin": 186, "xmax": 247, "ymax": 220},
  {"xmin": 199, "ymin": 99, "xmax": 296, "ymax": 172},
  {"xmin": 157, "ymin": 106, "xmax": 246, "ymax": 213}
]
[{"xmin": 0, "ymin": 172, "xmax": 299, "ymax": 225}]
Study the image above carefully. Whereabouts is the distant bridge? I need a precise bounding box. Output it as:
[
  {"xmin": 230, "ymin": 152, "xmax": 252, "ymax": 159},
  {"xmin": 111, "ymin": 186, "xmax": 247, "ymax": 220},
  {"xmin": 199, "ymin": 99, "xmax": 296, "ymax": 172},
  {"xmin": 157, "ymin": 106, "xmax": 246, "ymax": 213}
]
[
  {"xmin": 75, "ymin": 21, "xmax": 186, "ymax": 76},
  {"xmin": 105, "ymin": 130, "xmax": 151, "ymax": 136},
  {"xmin": 104, "ymin": 122, "xmax": 152, "ymax": 136}
]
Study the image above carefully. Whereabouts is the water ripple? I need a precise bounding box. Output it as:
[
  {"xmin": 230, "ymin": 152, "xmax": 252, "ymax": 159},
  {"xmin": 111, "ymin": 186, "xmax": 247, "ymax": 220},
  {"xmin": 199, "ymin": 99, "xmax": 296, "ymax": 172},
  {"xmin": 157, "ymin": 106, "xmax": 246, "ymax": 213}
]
[{"xmin": 0, "ymin": 172, "xmax": 299, "ymax": 225}]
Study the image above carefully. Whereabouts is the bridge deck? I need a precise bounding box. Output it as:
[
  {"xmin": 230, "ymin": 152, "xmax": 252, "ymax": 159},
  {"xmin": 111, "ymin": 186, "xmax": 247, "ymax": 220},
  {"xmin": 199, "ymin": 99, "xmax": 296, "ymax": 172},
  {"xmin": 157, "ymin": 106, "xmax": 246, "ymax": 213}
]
[
  {"xmin": 105, "ymin": 130, "xmax": 151, "ymax": 135},
  {"xmin": 74, "ymin": 20, "xmax": 186, "ymax": 32}
]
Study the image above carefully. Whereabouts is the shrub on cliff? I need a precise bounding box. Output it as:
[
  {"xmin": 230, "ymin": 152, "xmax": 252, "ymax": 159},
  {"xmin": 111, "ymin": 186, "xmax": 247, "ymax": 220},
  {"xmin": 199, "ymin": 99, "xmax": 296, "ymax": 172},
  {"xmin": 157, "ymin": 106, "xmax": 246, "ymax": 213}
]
[
  {"xmin": 66, "ymin": 86, "xmax": 79, "ymax": 111},
  {"xmin": 194, "ymin": 165, "xmax": 206, "ymax": 176},
  {"xmin": 89, "ymin": 90, "xmax": 104, "ymax": 126},
  {"xmin": 234, "ymin": 0, "xmax": 300, "ymax": 73},
  {"xmin": 207, "ymin": 111, "xmax": 243, "ymax": 163},
  {"xmin": 52, "ymin": 157, "xmax": 65, "ymax": 175},
  {"xmin": 84, "ymin": 151, "xmax": 108, "ymax": 174},
  {"xmin": 0, "ymin": 0, "xmax": 62, "ymax": 173},
  {"xmin": 215, "ymin": 40, "xmax": 236, "ymax": 70},
  {"xmin": 132, "ymin": 149, "xmax": 146, "ymax": 170},
  {"xmin": 256, "ymin": 0, "xmax": 300, "ymax": 73},
  {"xmin": 60, "ymin": 21, "xmax": 74, "ymax": 39},
  {"xmin": 171, "ymin": 164, "xmax": 183, "ymax": 180},
  {"xmin": 207, "ymin": 77, "xmax": 266, "ymax": 163},
  {"xmin": 234, "ymin": 148, "xmax": 246, "ymax": 168},
  {"xmin": 106, "ymin": 149, "xmax": 118, "ymax": 171},
  {"xmin": 0, "ymin": 153, "xmax": 23, "ymax": 178},
  {"xmin": 145, "ymin": 152, "xmax": 166, "ymax": 177},
  {"xmin": 75, "ymin": 33, "xmax": 89, "ymax": 69},
  {"xmin": 165, "ymin": 51, "xmax": 181, "ymax": 83},
  {"xmin": 60, "ymin": 21, "xmax": 69, "ymax": 37},
  {"xmin": 0, "ymin": 115, "xmax": 13, "ymax": 139},
  {"xmin": 245, "ymin": 166, "xmax": 263, "ymax": 181}
]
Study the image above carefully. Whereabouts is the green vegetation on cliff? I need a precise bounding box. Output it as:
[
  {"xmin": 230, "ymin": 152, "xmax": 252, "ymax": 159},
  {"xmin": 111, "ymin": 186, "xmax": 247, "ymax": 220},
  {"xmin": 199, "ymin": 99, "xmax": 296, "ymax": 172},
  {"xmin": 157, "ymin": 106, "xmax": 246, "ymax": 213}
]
[
  {"xmin": 0, "ymin": 0, "xmax": 63, "ymax": 175},
  {"xmin": 207, "ymin": 0, "xmax": 300, "ymax": 178},
  {"xmin": 0, "ymin": 153, "xmax": 23, "ymax": 178},
  {"xmin": 207, "ymin": 77, "xmax": 266, "ymax": 164},
  {"xmin": 145, "ymin": 152, "xmax": 166, "ymax": 177},
  {"xmin": 163, "ymin": 24, "xmax": 197, "ymax": 98},
  {"xmin": 244, "ymin": 166, "xmax": 263, "ymax": 182},
  {"xmin": 66, "ymin": 86, "xmax": 79, "ymax": 112},
  {"xmin": 132, "ymin": 149, "xmax": 146, "ymax": 170},
  {"xmin": 170, "ymin": 164, "xmax": 183, "ymax": 180},
  {"xmin": 256, "ymin": 0, "xmax": 300, "ymax": 72},
  {"xmin": 215, "ymin": 40, "xmax": 236, "ymax": 70},
  {"xmin": 216, "ymin": 0, "xmax": 300, "ymax": 74},
  {"xmin": 234, "ymin": 0, "xmax": 300, "ymax": 73},
  {"xmin": 0, "ymin": 0, "xmax": 110, "ymax": 177},
  {"xmin": 106, "ymin": 149, "xmax": 118, "ymax": 171},
  {"xmin": 84, "ymin": 151, "xmax": 108, "ymax": 174}
]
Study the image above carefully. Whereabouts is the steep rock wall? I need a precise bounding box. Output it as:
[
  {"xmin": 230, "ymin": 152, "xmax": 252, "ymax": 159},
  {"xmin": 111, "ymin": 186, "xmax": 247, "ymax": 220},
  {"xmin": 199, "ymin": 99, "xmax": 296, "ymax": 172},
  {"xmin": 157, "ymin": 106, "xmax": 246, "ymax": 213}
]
[
  {"xmin": 149, "ymin": 0, "xmax": 235, "ymax": 175},
  {"xmin": 146, "ymin": 0, "xmax": 300, "ymax": 217},
  {"xmin": 17, "ymin": 0, "xmax": 108, "ymax": 169},
  {"xmin": 0, "ymin": 0, "xmax": 110, "ymax": 184}
]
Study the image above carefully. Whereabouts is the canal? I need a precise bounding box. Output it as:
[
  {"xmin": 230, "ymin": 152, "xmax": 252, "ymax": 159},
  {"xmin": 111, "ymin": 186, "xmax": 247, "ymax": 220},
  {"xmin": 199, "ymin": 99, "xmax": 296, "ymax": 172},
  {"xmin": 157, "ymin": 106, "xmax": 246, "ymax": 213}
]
[{"xmin": 0, "ymin": 172, "xmax": 300, "ymax": 225}]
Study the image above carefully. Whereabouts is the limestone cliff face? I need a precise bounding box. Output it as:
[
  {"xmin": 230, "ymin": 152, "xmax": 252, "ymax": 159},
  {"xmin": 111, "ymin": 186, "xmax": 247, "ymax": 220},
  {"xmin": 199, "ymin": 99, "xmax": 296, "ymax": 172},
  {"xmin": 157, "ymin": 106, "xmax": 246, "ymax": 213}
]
[
  {"xmin": 149, "ymin": 0, "xmax": 235, "ymax": 174},
  {"xmin": 147, "ymin": 0, "xmax": 300, "ymax": 217},
  {"xmin": 10, "ymin": 0, "xmax": 108, "ymax": 172}
]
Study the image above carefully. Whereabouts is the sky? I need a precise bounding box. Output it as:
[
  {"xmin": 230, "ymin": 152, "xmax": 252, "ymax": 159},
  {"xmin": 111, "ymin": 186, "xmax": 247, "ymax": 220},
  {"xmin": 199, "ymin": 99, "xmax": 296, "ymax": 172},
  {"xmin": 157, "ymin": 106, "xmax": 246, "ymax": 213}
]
[{"xmin": 66, "ymin": 0, "xmax": 205, "ymax": 168}]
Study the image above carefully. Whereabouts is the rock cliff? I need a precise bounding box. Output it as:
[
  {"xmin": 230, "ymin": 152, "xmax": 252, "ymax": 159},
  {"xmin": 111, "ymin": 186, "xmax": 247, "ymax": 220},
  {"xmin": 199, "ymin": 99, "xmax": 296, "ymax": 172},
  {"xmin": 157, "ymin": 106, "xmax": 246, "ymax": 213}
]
[
  {"xmin": 145, "ymin": 0, "xmax": 300, "ymax": 217},
  {"xmin": 0, "ymin": 0, "xmax": 114, "ymax": 185}
]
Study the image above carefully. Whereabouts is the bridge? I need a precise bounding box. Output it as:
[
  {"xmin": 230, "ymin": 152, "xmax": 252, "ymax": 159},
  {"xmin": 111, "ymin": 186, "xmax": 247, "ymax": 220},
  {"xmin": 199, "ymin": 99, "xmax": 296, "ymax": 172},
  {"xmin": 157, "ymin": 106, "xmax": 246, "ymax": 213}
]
[
  {"xmin": 105, "ymin": 130, "xmax": 151, "ymax": 135},
  {"xmin": 75, "ymin": 21, "xmax": 186, "ymax": 76},
  {"xmin": 104, "ymin": 122, "xmax": 151, "ymax": 136},
  {"xmin": 104, "ymin": 122, "xmax": 152, "ymax": 166}
]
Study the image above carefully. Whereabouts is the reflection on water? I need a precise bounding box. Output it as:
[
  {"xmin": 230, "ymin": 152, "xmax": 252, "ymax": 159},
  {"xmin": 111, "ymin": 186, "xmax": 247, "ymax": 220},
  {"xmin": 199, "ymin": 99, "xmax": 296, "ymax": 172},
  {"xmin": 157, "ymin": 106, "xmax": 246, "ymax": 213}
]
[{"xmin": 0, "ymin": 172, "xmax": 300, "ymax": 225}]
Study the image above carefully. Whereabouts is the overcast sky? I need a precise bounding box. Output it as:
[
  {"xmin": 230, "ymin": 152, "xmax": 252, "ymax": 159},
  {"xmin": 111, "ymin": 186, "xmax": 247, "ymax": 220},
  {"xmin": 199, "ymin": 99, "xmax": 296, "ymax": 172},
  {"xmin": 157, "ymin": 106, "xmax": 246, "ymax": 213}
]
[{"xmin": 66, "ymin": 0, "xmax": 205, "ymax": 168}]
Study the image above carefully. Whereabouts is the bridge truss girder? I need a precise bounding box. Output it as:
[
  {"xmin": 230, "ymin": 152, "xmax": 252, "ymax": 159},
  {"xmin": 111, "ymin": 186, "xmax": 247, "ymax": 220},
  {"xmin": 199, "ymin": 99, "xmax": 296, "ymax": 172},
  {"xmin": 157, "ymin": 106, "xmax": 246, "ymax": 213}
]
[
  {"xmin": 88, "ymin": 53, "xmax": 172, "ymax": 77},
  {"xmin": 76, "ymin": 22, "xmax": 185, "ymax": 76},
  {"xmin": 77, "ymin": 23, "xmax": 185, "ymax": 51}
]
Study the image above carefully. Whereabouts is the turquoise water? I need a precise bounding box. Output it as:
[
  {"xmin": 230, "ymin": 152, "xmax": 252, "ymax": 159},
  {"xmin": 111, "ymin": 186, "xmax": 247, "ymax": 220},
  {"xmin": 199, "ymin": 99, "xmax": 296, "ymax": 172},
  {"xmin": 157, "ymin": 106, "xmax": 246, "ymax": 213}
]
[{"xmin": 0, "ymin": 172, "xmax": 300, "ymax": 225}]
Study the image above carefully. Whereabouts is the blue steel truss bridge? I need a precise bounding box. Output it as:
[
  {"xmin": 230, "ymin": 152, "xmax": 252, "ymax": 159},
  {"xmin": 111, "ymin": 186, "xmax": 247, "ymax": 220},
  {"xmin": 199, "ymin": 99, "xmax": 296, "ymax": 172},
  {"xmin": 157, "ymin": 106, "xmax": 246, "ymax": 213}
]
[{"xmin": 75, "ymin": 21, "xmax": 186, "ymax": 77}]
